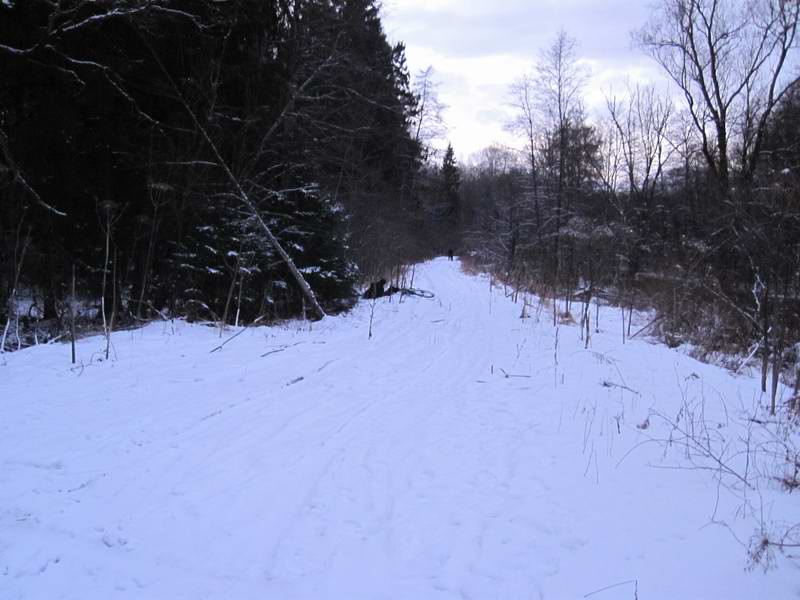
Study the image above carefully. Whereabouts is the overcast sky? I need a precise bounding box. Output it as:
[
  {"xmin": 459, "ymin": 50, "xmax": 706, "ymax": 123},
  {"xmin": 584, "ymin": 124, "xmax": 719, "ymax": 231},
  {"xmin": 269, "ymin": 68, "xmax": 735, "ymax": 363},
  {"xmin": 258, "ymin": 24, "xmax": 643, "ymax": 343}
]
[{"xmin": 382, "ymin": 0, "xmax": 666, "ymax": 160}]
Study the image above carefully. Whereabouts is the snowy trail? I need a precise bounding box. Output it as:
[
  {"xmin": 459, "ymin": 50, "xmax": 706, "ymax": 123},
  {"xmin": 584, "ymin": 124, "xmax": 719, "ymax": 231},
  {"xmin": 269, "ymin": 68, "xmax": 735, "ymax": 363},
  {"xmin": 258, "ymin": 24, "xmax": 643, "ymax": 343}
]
[{"xmin": 1, "ymin": 258, "xmax": 797, "ymax": 599}]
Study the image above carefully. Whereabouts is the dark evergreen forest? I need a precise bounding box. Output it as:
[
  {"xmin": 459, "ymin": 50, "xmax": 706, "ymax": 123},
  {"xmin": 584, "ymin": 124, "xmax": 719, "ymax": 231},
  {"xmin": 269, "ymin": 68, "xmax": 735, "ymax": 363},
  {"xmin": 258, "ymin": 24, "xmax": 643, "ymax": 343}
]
[{"xmin": 0, "ymin": 0, "xmax": 454, "ymax": 338}]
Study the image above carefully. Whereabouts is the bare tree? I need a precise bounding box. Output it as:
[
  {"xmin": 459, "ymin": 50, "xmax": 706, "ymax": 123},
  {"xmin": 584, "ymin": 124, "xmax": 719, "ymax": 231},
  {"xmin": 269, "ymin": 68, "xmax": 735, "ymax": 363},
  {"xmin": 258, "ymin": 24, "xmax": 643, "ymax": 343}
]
[
  {"xmin": 534, "ymin": 30, "xmax": 589, "ymax": 275},
  {"xmin": 0, "ymin": 217, "xmax": 31, "ymax": 353},
  {"xmin": 464, "ymin": 145, "xmax": 527, "ymax": 273},
  {"xmin": 606, "ymin": 83, "xmax": 675, "ymax": 208},
  {"xmin": 593, "ymin": 114, "xmax": 626, "ymax": 214},
  {"xmin": 636, "ymin": 0, "xmax": 799, "ymax": 193},
  {"xmin": 507, "ymin": 74, "xmax": 542, "ymax": 236},
  {"xmin": 97, "ymin": 200, "xmax": 122, "ymax": 359},
  {"xmin": 411, "ymin": 66, "xmax": 448, "ymax": 161}
]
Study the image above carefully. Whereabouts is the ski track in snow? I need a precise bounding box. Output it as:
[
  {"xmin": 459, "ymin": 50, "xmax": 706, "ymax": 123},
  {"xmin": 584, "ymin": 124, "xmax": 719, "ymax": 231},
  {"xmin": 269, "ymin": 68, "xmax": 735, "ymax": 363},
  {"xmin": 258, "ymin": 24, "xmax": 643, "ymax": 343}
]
[{"xmin": 1, "ymin": 258, "xmax": 797, "ymax": 599}]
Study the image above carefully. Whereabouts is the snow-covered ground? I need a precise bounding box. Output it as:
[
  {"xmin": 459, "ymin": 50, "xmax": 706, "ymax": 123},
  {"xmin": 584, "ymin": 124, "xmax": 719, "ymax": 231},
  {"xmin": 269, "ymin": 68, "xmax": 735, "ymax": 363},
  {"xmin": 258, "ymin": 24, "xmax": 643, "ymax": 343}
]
[{"xmin": 1, "ymin": 258, "xmax": 797, "ymax": 599}]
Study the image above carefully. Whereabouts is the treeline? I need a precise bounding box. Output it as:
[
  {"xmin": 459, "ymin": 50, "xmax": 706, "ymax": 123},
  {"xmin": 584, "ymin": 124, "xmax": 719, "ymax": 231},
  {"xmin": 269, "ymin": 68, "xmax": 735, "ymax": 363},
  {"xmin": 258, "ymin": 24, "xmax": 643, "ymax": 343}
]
[
  {"xmin": 0, "ymin": 0, "xmax": 456, "ymax": 346},
  {"xmin": 461, "ymin": 2, "xmax": 800, "ymax": 410}
]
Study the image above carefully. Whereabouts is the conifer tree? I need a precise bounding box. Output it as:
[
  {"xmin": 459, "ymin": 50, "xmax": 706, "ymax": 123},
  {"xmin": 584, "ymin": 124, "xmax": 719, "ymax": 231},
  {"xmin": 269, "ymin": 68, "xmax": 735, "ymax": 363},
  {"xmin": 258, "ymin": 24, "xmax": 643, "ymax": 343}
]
[{"xmin": 441, "ymin": 143, "xmax": 461, "ymax": 223}]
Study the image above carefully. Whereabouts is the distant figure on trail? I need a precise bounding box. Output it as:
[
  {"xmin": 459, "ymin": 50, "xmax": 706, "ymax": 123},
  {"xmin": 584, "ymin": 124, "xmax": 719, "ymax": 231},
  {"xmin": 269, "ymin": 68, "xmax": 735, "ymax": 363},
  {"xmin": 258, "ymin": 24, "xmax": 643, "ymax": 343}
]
[{"xmin": 447, "ymin": 249, "xmax": 454, "ymax": 261}]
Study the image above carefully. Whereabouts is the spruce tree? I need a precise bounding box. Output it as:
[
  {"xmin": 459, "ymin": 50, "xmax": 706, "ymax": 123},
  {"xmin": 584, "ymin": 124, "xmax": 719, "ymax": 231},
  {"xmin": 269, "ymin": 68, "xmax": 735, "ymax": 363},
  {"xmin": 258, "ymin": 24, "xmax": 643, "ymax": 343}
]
[{"xmin": 441, "ymin": 143, "xmax": 461, "ymax": 223}]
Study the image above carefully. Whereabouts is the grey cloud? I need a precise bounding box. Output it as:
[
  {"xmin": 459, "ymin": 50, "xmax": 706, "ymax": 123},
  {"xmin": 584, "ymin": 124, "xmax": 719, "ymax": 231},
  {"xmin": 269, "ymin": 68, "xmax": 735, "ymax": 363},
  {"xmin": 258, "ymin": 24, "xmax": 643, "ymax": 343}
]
[
  {"xmin": 383, "ymin": 1, "xmax": 667, "ymax": 154},
  {"xmin": 384, "ymin": 1, "xmax": 651, "ymax": 64}
]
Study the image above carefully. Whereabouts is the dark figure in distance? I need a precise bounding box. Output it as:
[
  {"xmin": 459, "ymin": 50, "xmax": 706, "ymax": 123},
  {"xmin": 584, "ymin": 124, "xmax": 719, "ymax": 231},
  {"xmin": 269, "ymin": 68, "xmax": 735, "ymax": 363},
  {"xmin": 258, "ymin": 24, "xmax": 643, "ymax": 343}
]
[{"xmin": 447, "ymin": 249, "xmax": 454, "ymax": 261}]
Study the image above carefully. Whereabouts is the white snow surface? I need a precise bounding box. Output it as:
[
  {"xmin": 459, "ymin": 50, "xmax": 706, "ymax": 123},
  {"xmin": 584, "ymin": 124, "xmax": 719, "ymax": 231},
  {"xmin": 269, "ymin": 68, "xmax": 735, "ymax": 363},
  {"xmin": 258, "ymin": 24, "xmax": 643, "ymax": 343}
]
[{"xmin": 1, "ymin": 258, "xmax": 797, "ymax": 599}]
